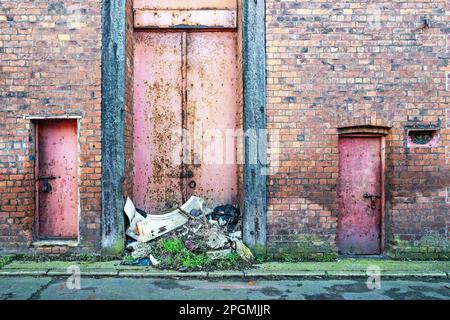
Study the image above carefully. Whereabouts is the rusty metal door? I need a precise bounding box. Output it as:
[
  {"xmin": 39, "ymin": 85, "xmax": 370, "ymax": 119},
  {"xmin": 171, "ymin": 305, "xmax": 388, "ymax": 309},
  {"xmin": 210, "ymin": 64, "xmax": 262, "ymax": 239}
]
[
  {"xmin": 36, "ymin": 120, "xmax": 78, "ymax": 239},
  {"xmin": 184, "ymin": 32, "xmax": 238, "ymax": 206},
  {"xmin": 337, "ymin": 137, "xmax": 382, "ymax": 254},
  {"xmin": 133, "ymin": 31, "xmax": 238, "ymax": 212}
]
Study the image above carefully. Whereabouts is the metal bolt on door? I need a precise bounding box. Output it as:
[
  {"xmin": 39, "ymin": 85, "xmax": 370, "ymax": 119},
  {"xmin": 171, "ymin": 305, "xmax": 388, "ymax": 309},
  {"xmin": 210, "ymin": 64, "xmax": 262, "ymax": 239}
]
[
  {"xmin": 336, "ymin": 137, "xmax": 382, "ymax": 255},
  {"xmin": 133, "ymin": 31, "xmax": 238, "ymax": 213},
  {"xmin": 35, "ymin": 120, "xmax": 79, "ymax": 239}
]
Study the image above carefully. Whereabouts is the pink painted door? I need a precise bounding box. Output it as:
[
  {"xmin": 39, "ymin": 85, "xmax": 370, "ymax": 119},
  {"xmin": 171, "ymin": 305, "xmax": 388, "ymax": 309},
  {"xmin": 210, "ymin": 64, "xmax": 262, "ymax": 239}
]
[
  {"xmin": 133, "ymin": 32, "xmax": 184, "ymax": 213},
  {"xmin": 36, "ymin": 120, "xmax": 78, "ymax": 239},
  {"xmin": 337, "ymin": 137, "xmax": 382, "ymax": 254},
  {"xmin": 133, "ymin": 31, "xmax": 238, "ymax": 212}
]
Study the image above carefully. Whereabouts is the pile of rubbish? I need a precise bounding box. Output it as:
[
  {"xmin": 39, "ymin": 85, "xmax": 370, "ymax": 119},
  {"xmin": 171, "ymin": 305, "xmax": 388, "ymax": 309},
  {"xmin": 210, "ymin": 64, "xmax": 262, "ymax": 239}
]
[{"xmin": 123, "ymin": 196, "xmax": 253, "ymax": 269}]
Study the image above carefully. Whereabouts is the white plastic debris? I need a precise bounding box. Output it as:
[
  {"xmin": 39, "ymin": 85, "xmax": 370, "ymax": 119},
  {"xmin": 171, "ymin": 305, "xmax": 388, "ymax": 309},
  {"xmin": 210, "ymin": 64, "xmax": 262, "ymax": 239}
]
[
  {"xmin": 149, "ymin": 254, "xmax": 160, "ymax": 266},
  {"xmin": 124, "ymin": 197, "xmax": 146, "ymax": 240},
  {"xmin": 124, "ymin": 196, "xmax": 208, "ymax": 242}
]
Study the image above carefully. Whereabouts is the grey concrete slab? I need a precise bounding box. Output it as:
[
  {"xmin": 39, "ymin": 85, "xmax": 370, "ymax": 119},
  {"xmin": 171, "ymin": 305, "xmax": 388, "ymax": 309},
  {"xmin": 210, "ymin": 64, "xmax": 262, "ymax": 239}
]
[{"xmin": 0, "ymin": 277, "xmax": 53, "ymax": 300}]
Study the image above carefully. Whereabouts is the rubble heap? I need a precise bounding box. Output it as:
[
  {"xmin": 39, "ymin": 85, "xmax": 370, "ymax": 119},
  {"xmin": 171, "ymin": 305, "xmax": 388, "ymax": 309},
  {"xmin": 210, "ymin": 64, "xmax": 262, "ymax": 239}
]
[{"xmin": 122, "ymin": 196, "xmax": 253, "ymax": 270}]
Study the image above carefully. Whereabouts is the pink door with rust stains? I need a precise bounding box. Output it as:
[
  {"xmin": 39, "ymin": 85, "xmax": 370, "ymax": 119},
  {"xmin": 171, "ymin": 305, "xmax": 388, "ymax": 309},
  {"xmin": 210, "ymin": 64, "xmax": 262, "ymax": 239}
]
[
  {"xmin": 36, "ymin": 120, "xmax": 78, "ymax": 239},
  {"xmin": 337, "ymin": 137, "xmax": 382, "ymax": 254},
  {"xmin": 133, "ymin": 31, "xmax": 238, "ymax": 213},
  {"xmin": 184, "ymin": 32, "xmax": 238, "ymax": 206}
]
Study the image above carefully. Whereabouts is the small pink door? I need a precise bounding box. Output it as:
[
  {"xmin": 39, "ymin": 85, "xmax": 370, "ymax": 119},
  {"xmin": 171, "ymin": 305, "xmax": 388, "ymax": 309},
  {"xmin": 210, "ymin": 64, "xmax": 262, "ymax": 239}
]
[
  {"xmin": 337, "ymin": 137, "xmax": 382, "ymax": 254},
  {"xmin": 36, "ymin": 120, "xmax": 78, "ymax": 239}
]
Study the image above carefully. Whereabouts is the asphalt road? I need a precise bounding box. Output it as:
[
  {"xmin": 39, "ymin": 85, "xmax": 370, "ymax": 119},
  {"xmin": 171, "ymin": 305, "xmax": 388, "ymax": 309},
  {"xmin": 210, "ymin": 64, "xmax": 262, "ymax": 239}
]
[{"xmin": 0, "ymin": 276, "xmax": 449, "ymax": 300}]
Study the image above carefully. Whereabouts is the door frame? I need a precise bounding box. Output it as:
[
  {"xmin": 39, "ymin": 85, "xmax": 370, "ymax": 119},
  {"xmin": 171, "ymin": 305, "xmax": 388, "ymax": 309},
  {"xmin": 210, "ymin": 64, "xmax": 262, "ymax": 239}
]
[
  {"xmin": 101, "ymin": 0, "xmax": 268, "ymax": 253},
  {"xmin": 337, "ymin": 133, "xmax": 386, "ymax": 254},
  {"xmin": 32, "ymin": 118, "xmax": 81, "ymax": 242}
]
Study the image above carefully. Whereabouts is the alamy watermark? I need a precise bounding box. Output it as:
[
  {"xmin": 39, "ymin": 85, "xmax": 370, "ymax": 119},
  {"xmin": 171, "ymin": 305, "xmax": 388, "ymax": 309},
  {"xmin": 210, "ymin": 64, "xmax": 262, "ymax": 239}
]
[
  {"xmin": 366, "ymin": 265, "xmax": 382, "ymax": 290},
  {"xmin": 66, "ymin": 265, "xmax": 81, "ymax": 290},
  {"xmin": 161, "ymin": 127, "xmax": 281, "ymax": 176}
]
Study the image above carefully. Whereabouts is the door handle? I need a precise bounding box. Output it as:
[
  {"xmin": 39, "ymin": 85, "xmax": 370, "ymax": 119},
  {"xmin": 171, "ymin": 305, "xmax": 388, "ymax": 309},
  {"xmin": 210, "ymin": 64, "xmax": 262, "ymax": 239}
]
[{"xmin": 363, "ymin": 193, "xmax": 381, "ymax": 209}]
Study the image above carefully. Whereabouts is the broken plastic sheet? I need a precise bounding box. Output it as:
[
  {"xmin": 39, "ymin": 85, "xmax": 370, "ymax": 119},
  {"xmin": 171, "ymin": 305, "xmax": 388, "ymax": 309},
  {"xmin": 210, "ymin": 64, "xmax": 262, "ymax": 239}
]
[{"xmin": 124, "ymin": 196, "xmax": 212, "ymax": 243}]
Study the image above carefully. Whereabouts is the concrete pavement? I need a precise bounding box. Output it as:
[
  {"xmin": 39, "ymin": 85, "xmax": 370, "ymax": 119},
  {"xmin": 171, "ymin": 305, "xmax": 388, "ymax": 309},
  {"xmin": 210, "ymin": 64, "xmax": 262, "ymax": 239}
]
[
  {"xmin": 0, "ymin": 277, "xmax": 449, "ymax": 300},
  {"xmin": 0, "ymin": 259, "xmax": 448, "ymax": 279}
]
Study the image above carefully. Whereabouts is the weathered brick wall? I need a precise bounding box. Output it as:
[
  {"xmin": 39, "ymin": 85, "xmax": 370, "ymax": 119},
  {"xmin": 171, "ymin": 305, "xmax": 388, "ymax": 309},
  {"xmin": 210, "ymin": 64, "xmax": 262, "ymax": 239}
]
[
  {"xmin": 0, "ymin": 1, "xmax": 102, "ymax": 254},
  {"xmin": 266, "ymin": 0, "xmax": 450, "ymax": 259}
]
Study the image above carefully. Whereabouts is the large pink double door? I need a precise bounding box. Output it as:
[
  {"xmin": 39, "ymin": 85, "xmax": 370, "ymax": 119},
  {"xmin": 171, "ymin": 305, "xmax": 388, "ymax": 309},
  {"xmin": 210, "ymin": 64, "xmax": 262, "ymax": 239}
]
[{"xmin": 133, "ymin": 31, "xmax": 238, "ymax": 212}]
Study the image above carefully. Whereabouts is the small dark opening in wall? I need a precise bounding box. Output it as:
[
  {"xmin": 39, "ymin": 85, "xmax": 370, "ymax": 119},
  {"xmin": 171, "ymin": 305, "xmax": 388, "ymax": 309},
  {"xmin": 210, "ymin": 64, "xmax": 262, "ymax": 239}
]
[{"xmin": 407, "ymin": 129, "xmax": 438, "ymax": 147}]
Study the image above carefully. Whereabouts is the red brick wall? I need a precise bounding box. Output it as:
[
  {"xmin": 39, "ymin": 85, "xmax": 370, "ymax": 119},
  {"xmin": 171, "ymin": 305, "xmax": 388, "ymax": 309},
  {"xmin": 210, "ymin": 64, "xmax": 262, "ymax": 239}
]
[
  {"xmin": 0, "ymin": 1, "xmax": 102, "ymax": 254},
  {"xmin": 266, "ymin": 0, "xmax": 450, "ymax": 258},
  {"xmin": 2, "ymin": 0, "xmax": 448, "ymax": 258}
]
